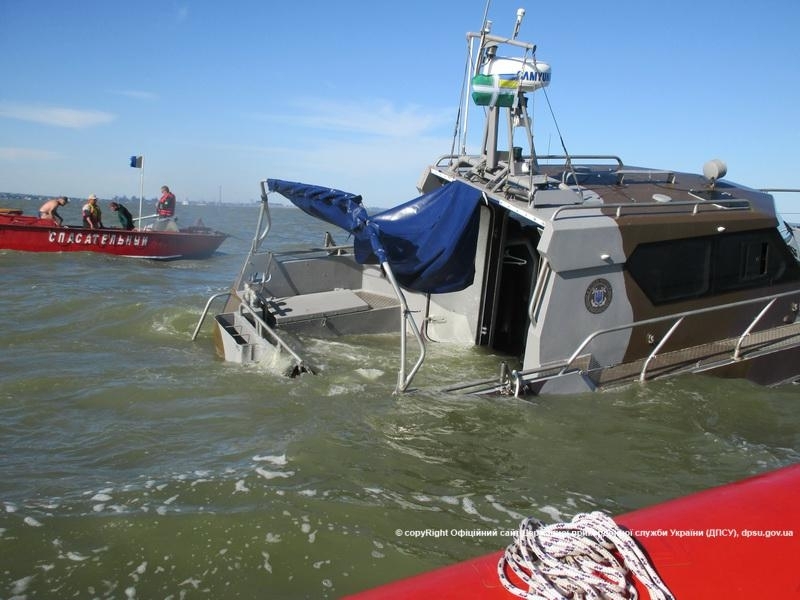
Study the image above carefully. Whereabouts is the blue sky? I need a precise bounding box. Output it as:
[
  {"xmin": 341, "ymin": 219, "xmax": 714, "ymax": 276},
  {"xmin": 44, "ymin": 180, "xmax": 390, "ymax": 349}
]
[{"xmin": 1, "ymin": 0, "xmax": 798, "ymax": 213}]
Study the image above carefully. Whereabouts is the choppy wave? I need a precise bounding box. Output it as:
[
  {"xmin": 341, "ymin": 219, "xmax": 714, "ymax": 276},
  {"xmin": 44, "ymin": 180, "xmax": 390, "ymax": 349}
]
[{"xmin": 1, "ymin": 203, "xmax": 798, "ymax": 598}]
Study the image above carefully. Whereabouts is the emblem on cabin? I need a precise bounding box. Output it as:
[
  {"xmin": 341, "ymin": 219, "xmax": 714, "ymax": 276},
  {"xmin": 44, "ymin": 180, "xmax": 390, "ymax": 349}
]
[{"xmin": 585, "ymin": 279, "xmax": 612, "ymax": 314}]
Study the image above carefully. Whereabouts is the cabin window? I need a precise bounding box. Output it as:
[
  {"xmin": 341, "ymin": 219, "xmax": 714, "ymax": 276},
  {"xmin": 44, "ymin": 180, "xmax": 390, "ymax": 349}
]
[
  {"xmin": 715, "ymin": 233, "xmax": 784, "ymax": 291},
  {"xmin": 627, "ymin": 229, "xmax": 792, "ymax": 304},
  {"xmin": 627, "ymin": 238, "xmax": 711, "ymax": 303}
]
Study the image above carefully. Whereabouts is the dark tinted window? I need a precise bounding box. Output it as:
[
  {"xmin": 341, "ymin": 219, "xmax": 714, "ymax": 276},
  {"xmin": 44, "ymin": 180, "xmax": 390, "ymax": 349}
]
[
  {"xmin": 627, "ymin": 238, "xmax": 711, "ymax": 303},
  {"xmin": 627, "ymin": 229, "xmax": 790, "ymax": 304},
  {"xmin": 715, "ymin": 232, "xmax": 784, "ymax": 291}
]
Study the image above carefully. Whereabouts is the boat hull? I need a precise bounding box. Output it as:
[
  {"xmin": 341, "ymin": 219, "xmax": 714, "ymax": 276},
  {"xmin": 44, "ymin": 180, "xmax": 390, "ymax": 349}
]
[
  {"xmin": 0, "ymin": 214, "xmax": 226, "ymax": 260},
  {"xmin": 346, "ymin": 464, "xmax": 800, "ymax": 599}
]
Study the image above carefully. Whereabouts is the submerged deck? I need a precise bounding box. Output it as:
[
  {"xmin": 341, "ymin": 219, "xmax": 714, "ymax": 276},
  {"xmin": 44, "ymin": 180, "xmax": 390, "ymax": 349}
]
[{"xmin": 595, "ymin": 321, "xmax": 800, "ymax": 388}]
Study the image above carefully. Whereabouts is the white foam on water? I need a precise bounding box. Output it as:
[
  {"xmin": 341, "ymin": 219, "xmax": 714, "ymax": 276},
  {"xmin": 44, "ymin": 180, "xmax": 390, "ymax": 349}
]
[
  {"xmin": 24, "ymin": 516, "xmax": 43, "ymax": 527},
  {"xmin": 234, "ymin": 480, "xmax": 250, "ymax": 493},
  {"xmin": 485, "ymin": 495, "xmax": 525, "ymax": 520},
  {"xmin": 65, "ymin": 551, "xmax": 88, "ymax": 561},
  {"xmin": 461, "ymin": 496, "xmax": 498, "ymax": 523},
  {"xmin": 298, "ymin": 489, "xmax": 317, "ymax": 497},
  {"xmin": 179, "ymin": 577, "xmax": 201, "ymax": 589},
  {"xmin": 327, "ymin": 384, "xmax": 365, "ymax": 396},
  {"xmin": 256, "ymin": 468, "xmax": 294, "ymax": 480},
  {"xmin": 5, "ymin": 502, "xmax": 18, "ymax": 513},
  {"xmin": 253, "ymin": 454, "xmax": 287, "ymax": 465},
  {"xmin": 12, "ymin": 575, "xmax": 34, "ymax": 595},
  {"xmin": 261, "ymin": 551, "xmax": 272, "ymax": 574},
  {"xmin": 265, "ymin": 533, "xmax": 281, "ymax": 543},
  {"xmin": 355, "ymin": 368, "xmax": 384, "ymax": 380},
  {"xmin": 540, "ymin": 505, "xmax": 564, "ymax": 522}
]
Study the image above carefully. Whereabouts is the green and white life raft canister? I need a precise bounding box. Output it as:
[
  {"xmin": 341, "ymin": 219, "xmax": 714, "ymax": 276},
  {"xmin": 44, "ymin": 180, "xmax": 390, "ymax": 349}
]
[{"xmin": 471, "ymin": 57, "xmax": 551, "ymax": 107}]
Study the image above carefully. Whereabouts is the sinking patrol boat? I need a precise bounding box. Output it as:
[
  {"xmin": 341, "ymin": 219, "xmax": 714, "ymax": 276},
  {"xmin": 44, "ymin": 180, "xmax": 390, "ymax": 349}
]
[{"xmin": 196, "ymin": 9, "xmax": 800, "ymax": 395}]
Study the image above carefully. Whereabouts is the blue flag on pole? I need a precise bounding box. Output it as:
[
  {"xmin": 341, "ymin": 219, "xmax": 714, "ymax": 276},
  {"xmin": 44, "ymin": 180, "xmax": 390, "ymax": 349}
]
[{"xmin": 129, "ymin": 155, "xmax": 143, "ymax": 168}]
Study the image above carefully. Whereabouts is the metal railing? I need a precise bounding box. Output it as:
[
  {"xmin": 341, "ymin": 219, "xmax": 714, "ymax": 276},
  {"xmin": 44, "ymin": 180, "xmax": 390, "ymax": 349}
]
[
  {"xmin": 235, "ymin": 295, "xmax": 308, "ymax": 369},
  {"xmin": 512, "ymin": 288, "xmax": 800, "ymax": 396},
  {"xmin": 550, "ymin": 198, "xmax": 752, "ymax": 222},
  {"xmin": 192, "ymin": 291, "xmax": 231, "ymax": 341}
]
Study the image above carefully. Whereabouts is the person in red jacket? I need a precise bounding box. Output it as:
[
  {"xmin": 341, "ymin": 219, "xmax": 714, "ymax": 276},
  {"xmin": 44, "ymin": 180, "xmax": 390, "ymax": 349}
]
[{"xmin": 157, "ymin": 185, "xmax": 176, "ymax": 218}]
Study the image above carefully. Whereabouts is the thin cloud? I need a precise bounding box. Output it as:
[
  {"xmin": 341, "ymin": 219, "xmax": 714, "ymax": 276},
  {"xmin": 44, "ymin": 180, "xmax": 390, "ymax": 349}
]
[
  {"xmin": 0, "ymin": 103, "xmax": 116, "ymax": 128},
  {"xmin": 252, "ymin": 100, "xmax": 451, "ymax": 138},
  {"xmin": 108, "ymin": 89, "xmax": 159, "ymax": 101},
  {"xmin": 0, "ymin": 147, "xmax": 59, "ymax": 160}
]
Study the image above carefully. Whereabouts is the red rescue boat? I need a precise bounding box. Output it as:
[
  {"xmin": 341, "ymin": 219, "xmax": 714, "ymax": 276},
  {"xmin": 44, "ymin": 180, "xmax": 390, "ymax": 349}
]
[
  {"xmin": 347, "ymin": 464, "xmax": 800, "ymax": 599},
  {"xmin": 0, "ymin": 209, "xmax": 227, "ymax": 260}
]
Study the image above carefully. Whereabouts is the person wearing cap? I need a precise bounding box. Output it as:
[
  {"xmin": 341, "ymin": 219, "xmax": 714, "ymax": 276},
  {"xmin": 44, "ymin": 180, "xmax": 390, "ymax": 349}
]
[
  {"xmin": 109, "ymin": 201, "xmax": 135, "ymax": 230},
  {"xmin": 156, "ymin": 185, "xmax": 176, "ymax": 218},
  {"xmin": 38, "ymin": 196, "xmax": 69, "ymax": 226},
  {"xmin": 82, "ymin": 194, "xmax": 104, "ymax": 229}
]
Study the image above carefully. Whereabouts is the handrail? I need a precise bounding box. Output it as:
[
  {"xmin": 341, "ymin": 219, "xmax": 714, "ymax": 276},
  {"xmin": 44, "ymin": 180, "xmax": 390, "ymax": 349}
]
[
  {"xmin": 231, "ymin": 182, "xmax": 275, "ymax": 293},
  {"xmin": 191, "ymin": 291, "xmax": 232, "ymax": 340},
  {"xmin": 538, "ymin": 154, "xmax": 624, "ymax": 168},
  {"xmin": 381, "ymin": 260, "xmax": 426, "ymax": 393},
  {"xmin": 255, "ymin": 180, "xmax": 274, "ymax": 251},
  {"xmin": 236, "ymin": 293, "xmax": 308, "ymax": 368},
  {"xmin": 251, "ymin": 244, "xmax": 355, "ymax": 260},
  {"xmin": 510, "ymin": 288, "xmax": 799, "ymax": 394},
  {"xmin": 732, "ymin": 298, "xmax": 776, "ymax": 360},
  {"xmin": 638, "ymin": 317, "xmax": 684, "ymax": 383},
  {"xmin": 560, "ymin": 289, "xmax": 799, "ymax": 376},
  {"xmin": 550, "ymin": 198, "xmax": 752, "ymax": 222}
]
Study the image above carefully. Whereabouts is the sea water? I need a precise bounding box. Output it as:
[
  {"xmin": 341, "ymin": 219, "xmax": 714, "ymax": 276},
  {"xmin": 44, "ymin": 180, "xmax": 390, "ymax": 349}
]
[{"xmin": 1, "ymin": 198, "xmax": 798, "ymax": 598}]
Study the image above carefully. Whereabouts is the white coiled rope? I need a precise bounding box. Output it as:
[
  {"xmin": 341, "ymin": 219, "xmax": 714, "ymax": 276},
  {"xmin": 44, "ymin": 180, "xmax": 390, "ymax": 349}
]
[{"xmin": 497, "ymin": 511, "xmax": 675, "ymax": 600}]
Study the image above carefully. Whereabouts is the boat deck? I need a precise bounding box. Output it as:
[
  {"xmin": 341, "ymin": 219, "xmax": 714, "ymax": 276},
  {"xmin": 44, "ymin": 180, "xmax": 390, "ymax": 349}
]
[
  {"xmin": 270, "ymin": 289, "xmax": 400, "ymax": 326},
  {"xmin": 594, "ymin": 321, "xmax": 800, "ymax": 387}
]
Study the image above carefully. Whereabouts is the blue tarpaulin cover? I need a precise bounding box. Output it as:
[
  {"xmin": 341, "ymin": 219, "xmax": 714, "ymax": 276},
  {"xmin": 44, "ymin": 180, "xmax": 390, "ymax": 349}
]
[{"xmin": 266, "ymin": 179, "xmax": 482, "ymax": 293}]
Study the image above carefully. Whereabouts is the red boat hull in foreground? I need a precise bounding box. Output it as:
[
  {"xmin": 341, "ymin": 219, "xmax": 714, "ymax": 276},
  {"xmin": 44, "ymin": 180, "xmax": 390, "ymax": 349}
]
[
  {"xmin": 347, "ymin": 464, "xmax": 800, "ymax": 599},
  {"xmin": 0, "ymin": 212, "xmax": 227, "ymax": 260}
]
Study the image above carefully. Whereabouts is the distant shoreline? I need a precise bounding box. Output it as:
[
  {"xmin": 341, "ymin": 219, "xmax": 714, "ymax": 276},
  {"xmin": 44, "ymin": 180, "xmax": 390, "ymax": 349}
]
[{"xmin": 0, "ymin": 191, "xmax": 287, "ymax": 208}]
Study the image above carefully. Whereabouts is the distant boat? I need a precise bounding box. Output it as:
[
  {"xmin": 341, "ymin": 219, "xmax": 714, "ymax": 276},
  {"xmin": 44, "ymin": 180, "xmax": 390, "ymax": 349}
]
[{"xmin": 0, "ymin": 209, "xmax": 227, "ymax": 260}]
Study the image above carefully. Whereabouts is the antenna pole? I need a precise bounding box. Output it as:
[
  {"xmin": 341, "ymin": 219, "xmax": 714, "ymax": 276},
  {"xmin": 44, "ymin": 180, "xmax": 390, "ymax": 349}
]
[
  {"xmin": 512, "ymin": 8, "xmax": 525, "ymax": 39},
  {"xmin": 138, "ymin": 157, "xmax": 145, "ymax": 228}
]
